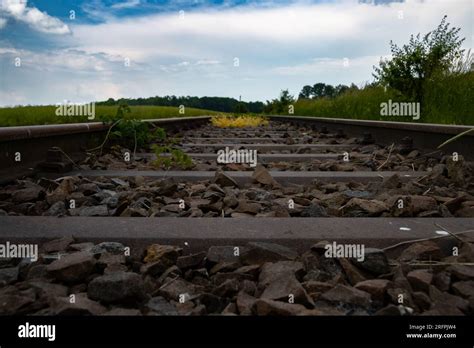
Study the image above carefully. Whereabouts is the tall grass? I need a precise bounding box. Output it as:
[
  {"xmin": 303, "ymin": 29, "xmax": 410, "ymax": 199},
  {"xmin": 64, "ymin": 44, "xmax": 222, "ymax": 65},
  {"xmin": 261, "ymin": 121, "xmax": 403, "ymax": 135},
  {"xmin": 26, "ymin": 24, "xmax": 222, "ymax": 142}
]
[
  {"xmin": 422, "ymin": 71, "xmax": 474, "ymax": 125},
  {"xmin": 0, "ymin": 105, "xmax": 219, "ymax": 127},
  {"xmin": 289, "ymin": 71, "xmax": 474, "ymax": 125}
]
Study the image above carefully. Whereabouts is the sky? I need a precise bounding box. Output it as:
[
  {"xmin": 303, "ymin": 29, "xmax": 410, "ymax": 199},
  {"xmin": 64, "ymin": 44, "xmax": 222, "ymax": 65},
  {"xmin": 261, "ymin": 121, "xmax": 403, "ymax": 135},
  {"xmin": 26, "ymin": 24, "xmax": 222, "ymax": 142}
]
[{"xmin": 0, "ymin": 0, "xmax": 472, "ymax": 106}]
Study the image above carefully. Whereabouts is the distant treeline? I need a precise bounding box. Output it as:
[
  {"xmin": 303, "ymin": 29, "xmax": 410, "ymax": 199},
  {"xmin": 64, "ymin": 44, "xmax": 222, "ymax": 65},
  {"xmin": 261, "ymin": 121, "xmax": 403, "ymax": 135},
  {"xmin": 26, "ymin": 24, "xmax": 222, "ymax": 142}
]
[{"xmin": 97, "ymin": 96, "xmax": 265, "ymax": 113}]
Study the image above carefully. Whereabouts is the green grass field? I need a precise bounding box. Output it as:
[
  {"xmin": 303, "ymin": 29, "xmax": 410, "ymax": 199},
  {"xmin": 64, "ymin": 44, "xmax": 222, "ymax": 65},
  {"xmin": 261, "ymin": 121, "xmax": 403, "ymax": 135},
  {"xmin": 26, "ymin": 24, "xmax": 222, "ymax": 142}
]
[
  {"xmin": 0, "ymin": 105, "xmax": 220, "ymax": 127},
  {"xmin": 287, "ymin": 72, "xmax": 474, "ymax": 125}
]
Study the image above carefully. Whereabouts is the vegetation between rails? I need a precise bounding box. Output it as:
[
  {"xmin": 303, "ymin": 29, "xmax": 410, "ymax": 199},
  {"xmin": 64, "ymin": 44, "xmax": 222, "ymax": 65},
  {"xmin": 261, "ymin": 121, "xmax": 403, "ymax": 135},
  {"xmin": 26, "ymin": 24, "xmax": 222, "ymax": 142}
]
[
  {"xmin": 211, "ymin": 115, "xmax": 269, "ymax": 128},
  {"xmin": 88, "ymin": 103, "xmax": 193, "ymax": 169}
]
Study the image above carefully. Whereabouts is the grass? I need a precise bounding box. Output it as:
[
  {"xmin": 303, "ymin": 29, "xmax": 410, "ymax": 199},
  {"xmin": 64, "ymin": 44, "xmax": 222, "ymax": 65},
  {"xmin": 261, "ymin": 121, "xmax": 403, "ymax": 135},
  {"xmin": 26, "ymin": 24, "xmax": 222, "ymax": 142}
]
[
  {"xmin": 211, "ymin": 115, "xmax": 269, "ymax": 128},
  {"xmin": 284, "ymin": 71, "xmax": 474, "ymax": 125},
  {"xmin": 0, "ymin": 105, "xmax": 219, "ymax": 127}
]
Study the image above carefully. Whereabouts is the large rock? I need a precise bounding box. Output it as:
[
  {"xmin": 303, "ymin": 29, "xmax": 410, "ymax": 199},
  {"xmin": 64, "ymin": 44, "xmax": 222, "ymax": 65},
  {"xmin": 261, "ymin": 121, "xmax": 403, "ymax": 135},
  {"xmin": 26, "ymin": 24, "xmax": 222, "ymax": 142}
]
[
  {"xmin": 381, "ymin": 174, "xmax": 401, "ymax": 189},
  {"xmin": 0, "ymin": 267, "xmax": 19, "ymax": 286},
  {"xmin": 158, "ymin": 277, "xmax": 196, "ymax": 301},
  {"xmin": 254, "ymin": 298, "xmax": 306, "ymax": 315},
  {"xmin": 176, "ymin": 252, "xmax": 206, "ymax": 270},
  {"xmin": 353, "ymin": 248, "xmax": 390, "ymax": 275},
  {"xmin": 91, "ymin": 242, "xmax": 125, "ymax": 255},
  {"xmin": 236, "ymin": 290, "xmax": 257, "ymax": 315},
  {"xmin": 355, "ymin": 279, "xmax": 391, "ymax": 302},
  {"xmin": 143, "ymin": 244, "xmax": 182, "ymax": 264},
  {"xmin": 0, "ymin": 287, "xmax": 36, "ymax": 315},
  {"xmin": 144, "ymin": 296, "xmax": 179, "ymax": 315},
  {"xmin": 235, "ymin": 200, "xmax": 262, "ymax": 215},
  {"xmin": 451, "ymin": 281, "xmax": 474, "ymax": 298},
  {"xmin": 12, "ymin": 186, "xmax": 44, "ymax": 203},
  {"xmin": 320, "ymin": 284, "xmax": 371, "ymax": 307},
  {"xmin": 429, "ymin": 285, "xmax": 469, "ymax": 313},
  {"xmin": 261, "ymin": 275, "xmax": 314, "ymax": 308},
  {"xmin": 88, "ymin": 272, "xmax": 146, "ymax": 304},
  {"xmin": 302, "ymin": 281, "xmax": 333, "ymax": 294},
  {"xmin": 27, "ymin": 281, "xmax": 68, "ymax": 298},
  {"xmin": 44, "ymin": 201, "xmax": 67, "ymax": 216},
  {"xmin": 407, "ymin": 270, "xmax": 433, "ymax": 292},
  {"xmin": 448, "ymin": 265, "xmax": 474, "ymax": 281},
  {"xmin": 338, "ymin": 258, "xmax": 366, "ymax": 285},
  {"xmin": 49, "ymin": 293, "xmax": 107, "ymax": 315},
  {"xmin": 399, "ymin": 241, "xmax": 443, "ymax": 262},
  {"xmin": 46, "ymin": 252, "xmax": 96, "ymax": 283},
  {"xmin": 213, "ymin": 278, "xmax": 240, "ymax": 298},
  {"xmin": 42, "ymin": 236, "xmax": 75, "ymax": 253},
  {"xmin": 341, "ymin": 198, "xmax": 388, "ymax": 217},
  {"xmin": 391, "ymin": 195, "xmax": 438, "ymax": 216},
  {"xmin": 252, "ymin": 165, "xmax": 278, "ymax": 186},
  {"xmin": 241, "ymin": 242, "xmax": 298, "ymax": 265},
  {"xmin": 258, "ymin": 261, "xmax": 305, "ymax": 287},
  {"xmin": 46, "ymin": 178, "xmax": 76, "ymax": 205},
  {"xmin": 207, "ymin": 246, "xmax": 241, "ymax": 264},
  {"xmin": 214, "ymin": 171, "xmax": 239, "ymax": 188},
  {"xmin": 300, "ymin": 203, "xmax": 328, "ymax": 217}
]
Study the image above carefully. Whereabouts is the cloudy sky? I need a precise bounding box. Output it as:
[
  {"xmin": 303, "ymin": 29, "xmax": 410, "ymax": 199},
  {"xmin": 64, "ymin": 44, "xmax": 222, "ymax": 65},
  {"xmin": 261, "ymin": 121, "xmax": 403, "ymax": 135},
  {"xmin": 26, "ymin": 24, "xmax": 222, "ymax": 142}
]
[{"xmin": 0, "ymin": 0, "xmax": 472, "ymax": 106}]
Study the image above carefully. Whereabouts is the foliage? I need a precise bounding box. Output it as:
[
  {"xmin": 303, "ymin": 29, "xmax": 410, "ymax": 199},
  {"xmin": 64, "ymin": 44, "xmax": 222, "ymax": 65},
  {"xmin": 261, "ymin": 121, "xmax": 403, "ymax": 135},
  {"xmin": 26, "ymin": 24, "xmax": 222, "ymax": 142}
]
[
  {"xmin": 272, "ymin": 16, "xmax": 473, "ymax": 125},
  {"xmin": 98, "ymin": 95, "xmax": 265, "ymax": 113},
  {"xmin": 373, "ymin": 15, "xmax": 465, "ymax": 101},
  {"xmin": 298, "ymin": 83, "xmax": 355, "ymax": 100},
  {"xmin": 264, "ymin": 90, "xmax": 295, "ymax": 114},
  {"xmin": 211, "ymin": 115, "xmax": 269, "ymax": 128},
  {"xmin": 279, "ymin": 72, "xmax": 474, "ymax": 125},
  {"xmin": 99, "ymin": 103, "xmax": 159, "ymax": 149},
  {"xmin": 151, "ymin": 129, "xmax": 193, "ymax": 169}
]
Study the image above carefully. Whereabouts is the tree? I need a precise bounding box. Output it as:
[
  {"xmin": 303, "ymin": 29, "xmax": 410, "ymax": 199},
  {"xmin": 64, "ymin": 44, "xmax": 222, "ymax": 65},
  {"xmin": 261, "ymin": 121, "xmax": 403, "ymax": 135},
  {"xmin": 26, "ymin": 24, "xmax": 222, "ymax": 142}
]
[
  {"xmin": 312, "ymin": 83, "xmax": 326, "ymax": 98},
  {"xmin": 334, "ymin": 84, "xmax": 349, "ymax": 96},
  {"xmin": 298, "ymin": 85, "xmax": 313, "ymax": 99},
  {"xmin": 323, "ymin": 84, "xmax": 336, "ymax": 98},
  {"xmin": 234, "ymin": 102, "xmax": 248, "ymax": 114},
  {"xmin": 279, "ymin": 89, "xmax": 295, "ymax": 105},
  {"xmin": 266, "ymin": 90, "xmax": 295, "ymax": 114},
  {"xmin": 373, "ymin": 16, "xmax": 465, "ymax": 101}
]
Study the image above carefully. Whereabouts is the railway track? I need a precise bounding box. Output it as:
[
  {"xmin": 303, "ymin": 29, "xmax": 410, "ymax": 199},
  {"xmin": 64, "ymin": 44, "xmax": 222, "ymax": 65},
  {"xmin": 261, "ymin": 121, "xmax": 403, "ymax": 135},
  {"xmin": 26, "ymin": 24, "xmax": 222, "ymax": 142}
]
[{"xmin": 0, "ymin": 115, "xmax": 473, "ymax": 316}]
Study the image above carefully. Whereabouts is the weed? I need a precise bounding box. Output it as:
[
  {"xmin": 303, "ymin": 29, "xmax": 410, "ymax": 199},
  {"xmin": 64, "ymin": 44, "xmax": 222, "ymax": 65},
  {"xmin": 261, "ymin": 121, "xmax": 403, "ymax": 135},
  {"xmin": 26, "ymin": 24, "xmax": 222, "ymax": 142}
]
[
  {"xmin": 151, "ymin": 128, "xmax": 193, "ymax": 169},
  {"xmin": 211, "ymin": 115, "xmax": 269, "ymax": 128}
]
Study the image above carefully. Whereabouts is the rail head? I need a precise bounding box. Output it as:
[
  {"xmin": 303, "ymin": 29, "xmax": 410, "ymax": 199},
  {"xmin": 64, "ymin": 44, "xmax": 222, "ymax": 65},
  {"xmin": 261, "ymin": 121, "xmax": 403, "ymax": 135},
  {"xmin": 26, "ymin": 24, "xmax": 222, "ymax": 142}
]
[
  {"xmin": 0, "ymin": 116, "xmax": 212, "ymax": 142},
  {"xmin": 268, "ymin": 115, "xmax": 474, "ymax": 136}
]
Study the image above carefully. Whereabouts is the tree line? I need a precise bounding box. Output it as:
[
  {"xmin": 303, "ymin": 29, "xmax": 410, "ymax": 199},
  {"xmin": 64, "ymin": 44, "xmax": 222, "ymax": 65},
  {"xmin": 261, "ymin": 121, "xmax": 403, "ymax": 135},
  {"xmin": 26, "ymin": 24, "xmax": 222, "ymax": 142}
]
[
  {"xmin": 297, "ymin": 83, "xmax": 359, "ymax": 99},
  {"xmin": 97, "ymin": 96, "xmax": 265, "ymax": 113}
]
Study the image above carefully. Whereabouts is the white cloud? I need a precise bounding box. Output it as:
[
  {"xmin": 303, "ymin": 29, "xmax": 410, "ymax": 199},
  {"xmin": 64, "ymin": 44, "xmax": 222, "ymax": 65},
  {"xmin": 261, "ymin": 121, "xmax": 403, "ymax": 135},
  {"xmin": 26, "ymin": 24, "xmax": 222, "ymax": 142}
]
[
  {"xmin": 111, "ymin": 0, "xmax": 141, "ymax": 10},
  {"xmin": 0, "ymin": 0, "xmax": 70, "ymax": 34},
  {"xmin": 1, "ymin": 0, "xmax": 472, "ymax": 104},
  {"xmin": 0, "ymin": 17, "xmax": 6, "ymax": 28},
  {"xmin": 70, "ymin": 0, "xmax": 472, "ymax": 62},
  {"xmin": 0, "ymin": 47, "xmax": 136, "ymax": 79},
  {"xmin": 196, "ymin": 59, "xmax": 220, "ymax": 65},
  {"xmin": 273, "ymin": 56, "xmax": 391, "ymax": 76}
]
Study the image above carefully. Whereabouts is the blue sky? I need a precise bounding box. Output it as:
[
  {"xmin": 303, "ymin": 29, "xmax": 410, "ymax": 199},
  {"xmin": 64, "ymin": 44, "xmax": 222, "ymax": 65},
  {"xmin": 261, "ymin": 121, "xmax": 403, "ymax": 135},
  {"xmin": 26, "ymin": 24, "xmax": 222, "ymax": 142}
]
[{"xmin": 0, "ymin": 0, "xmax": 472, "ymax": 106}]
